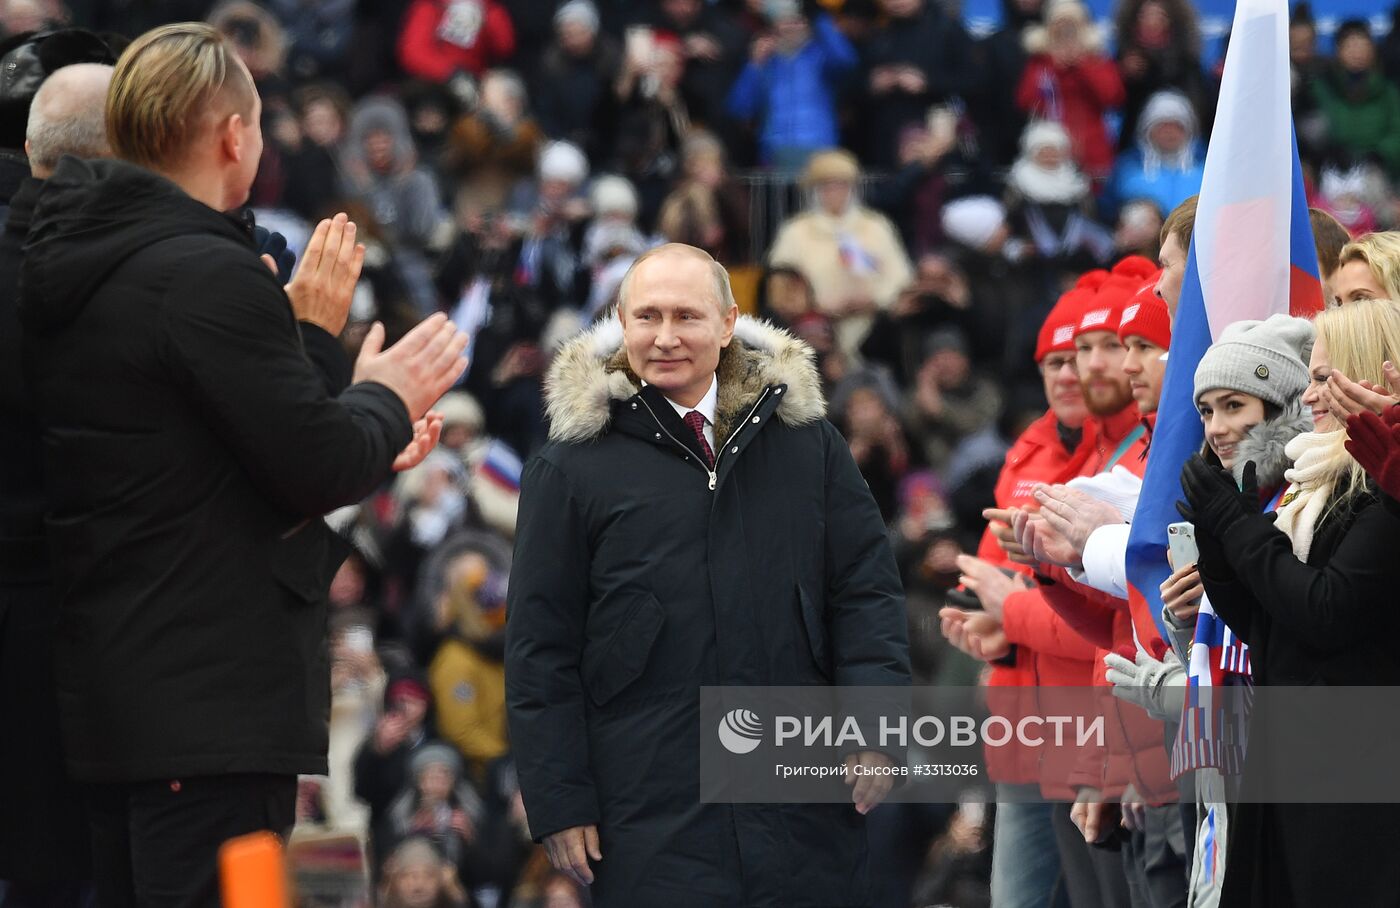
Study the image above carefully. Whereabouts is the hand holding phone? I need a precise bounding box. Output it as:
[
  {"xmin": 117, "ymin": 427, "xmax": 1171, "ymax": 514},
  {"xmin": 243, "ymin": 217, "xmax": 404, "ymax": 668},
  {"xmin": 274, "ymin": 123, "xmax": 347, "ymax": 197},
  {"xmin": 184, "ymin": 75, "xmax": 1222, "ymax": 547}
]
[{"xmin": 1166, "ymin": 522, "xmax": 1198, "ymax": 572}]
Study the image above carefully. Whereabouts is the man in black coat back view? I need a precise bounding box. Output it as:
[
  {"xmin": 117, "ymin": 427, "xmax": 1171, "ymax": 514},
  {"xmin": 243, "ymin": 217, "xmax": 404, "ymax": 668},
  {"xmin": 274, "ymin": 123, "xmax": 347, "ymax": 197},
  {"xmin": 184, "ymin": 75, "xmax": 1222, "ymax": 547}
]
[
  {"xmin": 19, "ymin": 22, "xmax": 469, "ymax": 907},
  {"xmin": 505, "ymin": 243, "xmax": 911, "ymax": 907},
  {"xmin": 0, "ymin": 47, "xmax": 115, "ymax": 905}
]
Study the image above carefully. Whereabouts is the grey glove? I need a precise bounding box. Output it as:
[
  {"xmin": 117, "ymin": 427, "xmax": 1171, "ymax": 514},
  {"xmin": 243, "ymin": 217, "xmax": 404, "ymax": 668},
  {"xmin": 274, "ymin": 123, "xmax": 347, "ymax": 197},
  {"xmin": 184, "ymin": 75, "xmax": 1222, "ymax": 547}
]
[{"xmin": 1104, "ymin": 648, "xmax": 1186, "ymax": 722}]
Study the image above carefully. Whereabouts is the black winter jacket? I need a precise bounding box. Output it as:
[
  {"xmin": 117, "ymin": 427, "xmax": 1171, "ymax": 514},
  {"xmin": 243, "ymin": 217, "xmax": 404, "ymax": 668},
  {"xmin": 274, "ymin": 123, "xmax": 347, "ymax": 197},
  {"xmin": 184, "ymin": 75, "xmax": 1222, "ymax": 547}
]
[
  {"xmin": 20, "ymin": 157, "xmax": 413, "ymax": 782},
  {"xmin": 505, "ymin": 316, "xmax": 910, "ymax": 907},
  {"xmin": 1198, "ymin": 484, "xmax": 1400, "ymax": 907}
]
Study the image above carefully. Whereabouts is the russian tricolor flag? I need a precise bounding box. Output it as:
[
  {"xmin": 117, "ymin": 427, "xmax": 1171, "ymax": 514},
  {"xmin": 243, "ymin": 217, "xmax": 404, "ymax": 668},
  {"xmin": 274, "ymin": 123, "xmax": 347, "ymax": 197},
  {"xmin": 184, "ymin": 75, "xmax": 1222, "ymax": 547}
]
[{"xmin": 1125, "ymin": 0, "xmax": 1326, "ymax": 645}]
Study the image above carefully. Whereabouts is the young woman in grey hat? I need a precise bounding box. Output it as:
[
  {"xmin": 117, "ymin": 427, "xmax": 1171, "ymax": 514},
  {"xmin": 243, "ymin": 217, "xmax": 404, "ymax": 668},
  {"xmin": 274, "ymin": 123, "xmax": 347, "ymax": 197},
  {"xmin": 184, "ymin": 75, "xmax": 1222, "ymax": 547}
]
[
  {"xmin": 1160, "ymin": 313, "xmax": 1318, "ymax": 635},
  {"xmin": 1147, "ymin": 313, "xmax": 1316, "ymax": 908}
]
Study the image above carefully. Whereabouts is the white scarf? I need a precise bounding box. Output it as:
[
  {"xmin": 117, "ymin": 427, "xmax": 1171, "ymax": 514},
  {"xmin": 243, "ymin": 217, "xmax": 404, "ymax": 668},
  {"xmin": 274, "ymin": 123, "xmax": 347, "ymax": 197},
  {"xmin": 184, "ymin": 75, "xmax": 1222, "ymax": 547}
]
[
  {"xmin": 1008, "ymin": 158, "xmax": 1089, "ymax": 205},
  {"xmin": 1271, "ymin": 430, "xmax": 1342, "ymax": 562}
]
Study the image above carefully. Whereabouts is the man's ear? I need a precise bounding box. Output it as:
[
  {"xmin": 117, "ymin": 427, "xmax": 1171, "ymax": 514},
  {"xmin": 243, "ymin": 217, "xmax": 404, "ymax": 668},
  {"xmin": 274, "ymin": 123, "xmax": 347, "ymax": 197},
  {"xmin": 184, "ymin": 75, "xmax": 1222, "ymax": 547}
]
[
  {"xmin": 221, "ymin": 113, "xmax": 245, "ymax": 164},
  {"xmin": 22, "ymin": 139, "xmax": 30, "ymax": 160},
  {"xmin": 719, "ymin": 302, "xmax": 738, "ymax": 347}
]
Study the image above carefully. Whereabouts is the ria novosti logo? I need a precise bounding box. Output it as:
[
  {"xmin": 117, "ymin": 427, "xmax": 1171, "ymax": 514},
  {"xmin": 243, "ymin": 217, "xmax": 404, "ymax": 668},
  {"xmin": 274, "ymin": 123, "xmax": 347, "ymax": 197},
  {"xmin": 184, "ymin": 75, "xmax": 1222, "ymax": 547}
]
[{"xmin": 717, "ymin": 708, "xmax": 764, "ymax": 754}]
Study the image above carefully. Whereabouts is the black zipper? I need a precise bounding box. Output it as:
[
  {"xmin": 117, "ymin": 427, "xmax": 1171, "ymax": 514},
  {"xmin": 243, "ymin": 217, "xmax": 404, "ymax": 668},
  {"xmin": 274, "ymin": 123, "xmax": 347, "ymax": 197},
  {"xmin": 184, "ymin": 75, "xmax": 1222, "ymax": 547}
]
[{"xmin": 635, "ymin": 388, "xmax": 772, "ymax": 491}]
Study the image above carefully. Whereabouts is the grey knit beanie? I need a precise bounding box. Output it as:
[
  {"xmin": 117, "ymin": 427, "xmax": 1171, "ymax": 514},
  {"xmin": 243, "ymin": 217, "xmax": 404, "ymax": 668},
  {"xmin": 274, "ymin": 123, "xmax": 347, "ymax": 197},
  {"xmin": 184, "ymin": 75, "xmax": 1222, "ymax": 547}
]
[
  {"xmin": 1193, "ymin": 314, "xmax": 1315, "ymax": 408},
  {"xmin": 410, "ymin": 742, "xmax": 462, "ymax": 778}
]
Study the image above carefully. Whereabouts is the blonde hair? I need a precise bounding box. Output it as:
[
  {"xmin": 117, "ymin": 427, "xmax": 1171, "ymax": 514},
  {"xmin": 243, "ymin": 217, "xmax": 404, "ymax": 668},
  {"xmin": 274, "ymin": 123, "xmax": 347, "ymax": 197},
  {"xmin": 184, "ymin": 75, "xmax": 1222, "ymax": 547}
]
[
  {"xmin": 1337, "ymin": 231, "xmax": 1400, "ymax": 303},
  {"xmin": 1312, "ymin": 298, "xmax": 1400, "ymax": 513},
  {"xmin": 616, "ymin": 242, "xmax": 736, "ymax": 315},
  {"xmin": 107, "ymin": 23, "xmax": 255, "ymax": 171}
]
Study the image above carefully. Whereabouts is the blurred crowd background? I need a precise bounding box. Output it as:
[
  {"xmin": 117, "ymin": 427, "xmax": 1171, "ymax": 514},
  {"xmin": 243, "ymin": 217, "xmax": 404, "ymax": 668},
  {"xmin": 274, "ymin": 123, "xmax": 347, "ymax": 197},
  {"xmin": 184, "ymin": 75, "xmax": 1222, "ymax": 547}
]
[{"xmin": 8, "ymin": 0, "xmax": 1400, "ymax": 904}]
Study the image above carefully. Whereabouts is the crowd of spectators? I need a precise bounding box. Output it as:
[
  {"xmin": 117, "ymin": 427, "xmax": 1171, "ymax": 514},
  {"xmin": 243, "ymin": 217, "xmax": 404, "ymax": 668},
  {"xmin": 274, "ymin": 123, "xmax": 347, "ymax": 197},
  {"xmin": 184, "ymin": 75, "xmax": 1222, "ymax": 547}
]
[{"xmin": 6, "ymin": 0, "xmax": 1400, "ymax": 904}]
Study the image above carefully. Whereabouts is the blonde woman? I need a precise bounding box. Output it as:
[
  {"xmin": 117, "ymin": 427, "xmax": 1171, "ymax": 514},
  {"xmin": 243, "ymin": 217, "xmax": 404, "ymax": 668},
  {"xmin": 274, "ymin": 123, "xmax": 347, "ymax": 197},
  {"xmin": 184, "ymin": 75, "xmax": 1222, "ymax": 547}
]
[
  {"xmin": 766, "ymin": 148, "xmax": 913, "ymax": 358},
  {"xmin": 1175, "ymin": 298, "xmax": 1400, "ymax": 907},
  {"xmin": 1331, "ymin": 230, "xmax": 1400, "ymax": 305}
]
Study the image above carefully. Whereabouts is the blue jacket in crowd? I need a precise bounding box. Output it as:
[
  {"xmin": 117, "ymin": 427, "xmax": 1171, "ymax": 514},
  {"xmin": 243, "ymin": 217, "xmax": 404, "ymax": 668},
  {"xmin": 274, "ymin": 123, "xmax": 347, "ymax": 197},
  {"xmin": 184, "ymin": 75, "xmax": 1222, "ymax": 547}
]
[
  {"xmin": 1107, "ymin": 142, "xmax": 1206, "ymax": 220},
  {"xmin": 726, "ymin": 16, "xmax": 858, "ymax": 166}
]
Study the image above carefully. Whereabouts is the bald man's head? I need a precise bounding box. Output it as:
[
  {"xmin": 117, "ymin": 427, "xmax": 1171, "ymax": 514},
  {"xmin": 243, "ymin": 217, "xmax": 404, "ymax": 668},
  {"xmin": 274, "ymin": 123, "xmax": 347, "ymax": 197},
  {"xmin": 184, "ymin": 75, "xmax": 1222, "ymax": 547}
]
[{"xmin": 26, "ymin": 62, "xmax": 114, "ymax": 178}]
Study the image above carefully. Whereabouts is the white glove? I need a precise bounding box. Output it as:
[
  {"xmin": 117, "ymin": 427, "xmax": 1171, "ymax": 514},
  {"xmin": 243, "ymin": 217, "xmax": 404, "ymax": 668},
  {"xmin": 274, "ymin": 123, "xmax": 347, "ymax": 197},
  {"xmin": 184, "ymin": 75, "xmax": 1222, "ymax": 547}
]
[{"xmin": 1104, "ymin": 648, "xmax": 1186, "ymax": 722}]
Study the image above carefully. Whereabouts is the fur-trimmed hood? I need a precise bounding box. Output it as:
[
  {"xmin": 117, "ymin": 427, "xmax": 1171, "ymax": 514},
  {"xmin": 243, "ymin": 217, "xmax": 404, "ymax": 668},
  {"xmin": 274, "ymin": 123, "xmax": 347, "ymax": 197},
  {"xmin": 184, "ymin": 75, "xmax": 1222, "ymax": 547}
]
[
  {"xmin": 544, "ymin": 315, "xmax": 826, "ymax": 444},
  {"xmin": 1220, "ymin": 396, "xmax": 1314, "ymax": 491}
]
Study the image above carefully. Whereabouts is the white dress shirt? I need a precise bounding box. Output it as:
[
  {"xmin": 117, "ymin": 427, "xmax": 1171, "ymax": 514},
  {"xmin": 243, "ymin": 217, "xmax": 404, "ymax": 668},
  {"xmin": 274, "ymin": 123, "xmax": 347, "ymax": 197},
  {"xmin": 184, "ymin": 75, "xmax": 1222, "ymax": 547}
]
[{"xmin": 647, "ymin": 374, "xmax": 718, "ymax": 451}]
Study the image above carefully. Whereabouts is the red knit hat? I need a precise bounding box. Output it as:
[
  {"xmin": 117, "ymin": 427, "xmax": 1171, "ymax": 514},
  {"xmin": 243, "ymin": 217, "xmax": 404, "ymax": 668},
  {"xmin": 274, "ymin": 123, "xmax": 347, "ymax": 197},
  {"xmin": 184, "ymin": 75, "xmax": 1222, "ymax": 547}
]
[
  {"xmin": 1110, "ymin": 254, "xmax": 1158, "ymax": 283},
  {"xmin": 1036, "ymin": 286, "xmax": 1094, "ymax": 361},
  {"xmin": 1074, "ymin": 273, "xmax": 1139, "ymax": 340},
  {"xmin": 1117, "ymin": 276, "xmax": 1171, "ymax": 350},
  {"xmin": 1075, "ymin": 268, "xmax": 1111, "ymax": 292}
]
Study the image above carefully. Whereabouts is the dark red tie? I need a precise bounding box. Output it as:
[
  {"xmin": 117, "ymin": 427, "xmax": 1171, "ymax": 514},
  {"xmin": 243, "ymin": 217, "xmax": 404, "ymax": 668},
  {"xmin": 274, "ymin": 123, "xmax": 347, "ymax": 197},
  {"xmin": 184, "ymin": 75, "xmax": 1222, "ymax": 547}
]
[{"xmin": 683, "ymin": 411, "xmax": 714, "ymax": 467}]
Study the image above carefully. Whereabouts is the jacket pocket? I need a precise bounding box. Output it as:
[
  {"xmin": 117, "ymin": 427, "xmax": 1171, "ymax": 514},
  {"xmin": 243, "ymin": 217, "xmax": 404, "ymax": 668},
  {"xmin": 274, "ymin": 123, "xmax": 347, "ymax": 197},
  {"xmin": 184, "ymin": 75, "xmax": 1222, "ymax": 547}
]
[
  {"xmin": 582, "ymin": 593, "xmax": 665, "ymax": 707},
  {"xmin": 796, "ymin": 583, "xmax": 833, "ymax": 682},
  {"xmin": 270, "ymin": 520, "xmax": 352, "ymax": 604}
]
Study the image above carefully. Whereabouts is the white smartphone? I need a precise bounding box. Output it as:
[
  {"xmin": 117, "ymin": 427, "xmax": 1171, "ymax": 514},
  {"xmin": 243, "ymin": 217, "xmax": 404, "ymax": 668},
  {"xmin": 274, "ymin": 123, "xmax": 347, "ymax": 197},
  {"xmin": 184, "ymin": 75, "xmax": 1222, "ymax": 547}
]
[{"xmin": 1166, "ymin": 522, "xmax": 1198, "ymax": 571}]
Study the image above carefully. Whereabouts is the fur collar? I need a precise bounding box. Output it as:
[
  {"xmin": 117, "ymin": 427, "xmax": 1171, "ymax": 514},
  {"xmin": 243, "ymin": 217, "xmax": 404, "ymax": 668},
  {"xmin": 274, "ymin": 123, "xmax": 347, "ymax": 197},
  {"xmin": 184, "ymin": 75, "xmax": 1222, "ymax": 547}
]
[
  {"xmin": 544, "ymin": 315, "xmax": 826, "ymax": 444},
  {"xmin": 1228, "ymin": 396, "xmax": 1313, "ymax": 491}
]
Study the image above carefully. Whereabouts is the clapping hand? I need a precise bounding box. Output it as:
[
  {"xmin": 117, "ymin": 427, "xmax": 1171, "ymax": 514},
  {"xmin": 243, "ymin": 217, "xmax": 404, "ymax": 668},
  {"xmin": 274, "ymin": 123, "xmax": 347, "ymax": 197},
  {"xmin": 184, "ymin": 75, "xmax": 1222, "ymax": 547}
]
[
  {"xmin": 954, "ymin": 554, "xmax": 1031, "ymax": 621},
  {"xmin": 1346, "ymin": 408, "xmax": 1400, "ymax": 501},
  {"xmin": 285, "ymin": 213, "xmax": 365, "ymax": 336},
  {"xmin": 353, "ymin": 314, "xmax": 470, "ymax": 422},
  {"xmin": 1324, "ymin": 365, "xmax": 1400, "ymax": 423},
  {"xmin": 983, "ymin": 507, "xmax": 1035, "ymax": 564},
  {"xmin": 1176, "ymin": 456, "xmax": 1261, "ymax": 538},
  {"xmin": 393, "ymin": 411, "xmax": 445, "ymax": 473},
  {"xmin": 1013, "ymin": 510, "xmax": 1082, "ymax": 568},
  {"xmin": 1032, "ymin": 483, "xmax": 1125, "ymax": 556},
  {"xmin": 939, "ymin": 607, "xmax": 1010, "ymax": 661}
]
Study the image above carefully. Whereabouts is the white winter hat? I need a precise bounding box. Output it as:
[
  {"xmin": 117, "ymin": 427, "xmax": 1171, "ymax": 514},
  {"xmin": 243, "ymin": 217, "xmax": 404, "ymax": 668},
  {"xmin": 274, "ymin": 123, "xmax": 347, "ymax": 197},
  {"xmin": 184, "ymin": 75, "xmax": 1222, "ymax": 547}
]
[
  {"xmin": 553, "ymin": 0, "xmax": 599, "ymax": 32},
  {"xmin": 1044, "ymin": 0, "xmax": 1090, "ymax": 26},
  {"xmin": 940, "ymin": 196, "xmax": 1006, "ymax": 250},
  {"xmin": 589, "ymin": 174, "xmax": 639, "ymax": 219},
  {"xmin": 1194, "ymin": 314, "xmax": 1316, "ymax": 409},
  {"xmin": 1020, "ymin": 120, "xmax": 1072, "ymax": 156},
  {"xmin": 435, "ymin": 391, "xmax": 484, "ymax": 432},
  {"xmin": 1139, "ymin": 90, "xmax": 1197, "ymax": 136},
  {"xmin": 538, "ymin": 140, "xmax": 589, "ymax": 184}
]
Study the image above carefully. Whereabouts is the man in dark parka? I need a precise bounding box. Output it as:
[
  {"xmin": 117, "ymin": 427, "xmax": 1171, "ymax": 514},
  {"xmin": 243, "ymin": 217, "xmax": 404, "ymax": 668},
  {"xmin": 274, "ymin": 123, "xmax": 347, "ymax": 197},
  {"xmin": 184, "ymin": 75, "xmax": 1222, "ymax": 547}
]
[
  {"xmin": 506, "ymin": 243, "xmax": 911, "ymax": 908},
  {"xmin": 0, "ymin": 53, "xmax": 114, "ymax": 901},
  {"xmin": 19, "ymin": 24, "xmax": 467, "ymax": 906}
]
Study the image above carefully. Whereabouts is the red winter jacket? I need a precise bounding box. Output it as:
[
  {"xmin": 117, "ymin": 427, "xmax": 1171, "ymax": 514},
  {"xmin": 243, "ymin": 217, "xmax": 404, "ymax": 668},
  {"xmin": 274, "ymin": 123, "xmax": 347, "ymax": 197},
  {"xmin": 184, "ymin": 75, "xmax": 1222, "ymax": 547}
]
[
  {"xmin": 975, "ymin": 409, "xmax": 1097, "ymax": 789},
  {"xmin": 398, "ymin": 0, "xmax": 516, "ymax": 82},
  {"xmin": 1037, "ymin": 407, "xmax": 1175, "ymax": 803},
  {"xmin": 1015, "ymin": 53, "xmax": 1125, "ymax": 179}
]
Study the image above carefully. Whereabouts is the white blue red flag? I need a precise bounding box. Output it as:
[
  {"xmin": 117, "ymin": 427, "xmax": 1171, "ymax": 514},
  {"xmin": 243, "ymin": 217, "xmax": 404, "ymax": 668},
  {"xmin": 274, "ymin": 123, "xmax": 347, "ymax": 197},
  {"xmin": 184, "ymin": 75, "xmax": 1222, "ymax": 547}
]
[{"xmin": 1125, "ymin": 0, "xmax": 1325, "ymax": 647}]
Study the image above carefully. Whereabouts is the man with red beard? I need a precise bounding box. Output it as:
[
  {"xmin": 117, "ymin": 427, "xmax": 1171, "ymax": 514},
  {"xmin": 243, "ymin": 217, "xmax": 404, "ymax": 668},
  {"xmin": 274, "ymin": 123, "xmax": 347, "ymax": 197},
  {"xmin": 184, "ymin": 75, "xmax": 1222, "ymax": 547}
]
[
  {"xmin": 1016, "ymin": 270, "xmax": 1188, "ymax": 908},
  {"xmin": 988, "ymin": 257, "xmax": 1176, "ymax": 907},
  {"xmin": 938, "ymin": 280, "xmax": 1102, "ymax": 908}
]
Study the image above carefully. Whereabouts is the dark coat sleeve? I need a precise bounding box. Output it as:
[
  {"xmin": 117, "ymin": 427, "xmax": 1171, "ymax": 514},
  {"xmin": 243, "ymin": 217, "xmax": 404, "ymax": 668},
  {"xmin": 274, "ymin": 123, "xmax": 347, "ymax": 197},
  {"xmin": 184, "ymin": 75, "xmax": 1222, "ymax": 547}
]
[
  {"xmin": 504, "ymin": 455, "xmax": 599, "ymax": 841},
  {"xmin": 822, "ymin": 422, "xmax": 911, "ymax": 688},
  {"xmin": 1209, "ymin": 499, "xmax": 1400, "ymax": 654},
  {"xmin": 162, "ymin": 248, "xmax": 412, "ymax": 518},
  {"xmin": 299, "ymin": 321, "xmax": 353, "ymax": 397},
  {"xmin": 352, "ymin": 738, "xmax": 407, "ymax": 815}
]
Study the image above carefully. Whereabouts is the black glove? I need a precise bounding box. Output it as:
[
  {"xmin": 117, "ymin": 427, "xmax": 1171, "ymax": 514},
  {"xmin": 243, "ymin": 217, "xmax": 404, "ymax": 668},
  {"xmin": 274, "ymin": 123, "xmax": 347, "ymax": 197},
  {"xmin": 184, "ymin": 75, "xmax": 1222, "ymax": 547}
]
[
  {"xmin": 253, "ymin": 225, "xmax": 296, "ymax": 287},
  {"xmin": 1176, "ymin": 455, "xmax": 1261, "ymax": 538}
]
